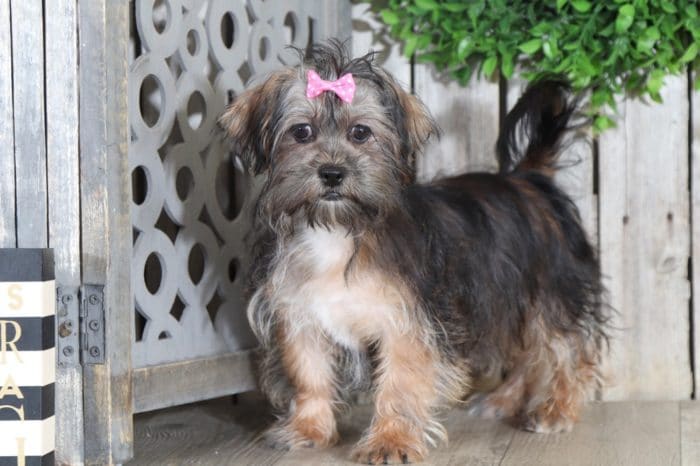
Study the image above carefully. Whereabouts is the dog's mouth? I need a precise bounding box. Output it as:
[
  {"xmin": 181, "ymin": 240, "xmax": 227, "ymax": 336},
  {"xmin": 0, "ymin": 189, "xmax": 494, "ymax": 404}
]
[{"xmin": 321, "ymin": 191, "xmax": 342, "ymax": 201}]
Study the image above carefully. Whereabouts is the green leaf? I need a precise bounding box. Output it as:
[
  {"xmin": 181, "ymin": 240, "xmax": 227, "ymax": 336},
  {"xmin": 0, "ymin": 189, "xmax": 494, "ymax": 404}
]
[
  {"xmin": 646, "ymin": 69, "xmax": 665, "ymax": 95},
  {"xmin": 482, "ymin": 55, "xmax": 498, "ymax": 77},
  {"xmin": 556, "ymin": 0, "xmax": 567, "ymax": 12},
  {"xmin": 501, "ymin": 53, "xmax": 515, "ymax": 78},
  {"xmin": 518, "ymin": 38, "xmax": 543, "ymax": 54},
  {"xmin": 680, "ymin": 43, "xmax": 699, "ymax": 63},
  {"xmin": 467, "ymin": 0, "xmax": 485, "ymax": 21},
  {"xmin": 457, "ymin": 37, "xmax": 472, "ymax": 60},
  {"xmin": 570, "ymin": 0, "xmax": 592, "ymax": 13},
  {"xmin": 380, "ymin": 9, "xmax": 400, "ymax": 26},
  {"xmin": 404, "ymin": 35, "xmax": 418, "ymax": 58},
  {"xmin": 442, "ymin": 3, "xmax": 469, "ymax": 13},
  {"xmin": 593, "ymin": 115, "xmax": 615, "ymax": 133},
  {"xmin": 660, "ymin": 0, "xmax": 678, "ymax": 14},
  {"xmin": 415, "ymin": 0, "xmax": 439, "ymax": 10},
  {"xmin": 615, "ymin": 5, "xmax": 635, "ymax": 33},
  {"xmin": 636, "ymin": 26, "xmax": 660, "ymax": 53}
]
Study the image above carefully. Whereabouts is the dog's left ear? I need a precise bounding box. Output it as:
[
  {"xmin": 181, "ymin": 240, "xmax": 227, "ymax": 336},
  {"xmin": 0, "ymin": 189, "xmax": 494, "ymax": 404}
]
[
  {"xmin": 385, "ymin": 74, "xmax": 440, "ymax": 159},
  {"xmin": 219, "ymin": 71, "xmax": 292, "ymax": 175}
]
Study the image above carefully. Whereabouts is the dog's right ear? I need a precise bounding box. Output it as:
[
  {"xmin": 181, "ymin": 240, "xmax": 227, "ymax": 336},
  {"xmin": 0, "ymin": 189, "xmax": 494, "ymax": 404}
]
[{"xmin": 219, "ymin": 71, "xmax": 292, "ymax": 175}]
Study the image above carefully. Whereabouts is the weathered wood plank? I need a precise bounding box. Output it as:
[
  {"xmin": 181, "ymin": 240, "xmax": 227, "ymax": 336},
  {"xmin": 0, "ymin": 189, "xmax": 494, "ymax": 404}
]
[
  {"xmin": 691, "ymin": 75, "xmax": 700, "ymax": 398},
  {"xmin": 351, "ymin": 2, "xmax": 411, "ymax": 87},
  {"xmin": 79, "ymin": 0, "xmax": 133, "ymax": 463},
  {"xmin": 0, "ymin": 0, "xmax": 15, "ymax": 247},
  {"xmin": 414, "ymin": 67, "xmax": 500, "ymax": 181},
  {"xmin": 501, "ymin": 401, "xmax": 680, "ymax": 466},
  {"xmin": 133, "ymin": 351, "xmax": 257, "ymax": 413},
  {"xmin": 681, "ymin": 401, "xmax": 700, "ymax": 466},
  {"xmin": 45, "ymin": 1, "xmax": 84, "ymax": 463},
  {"xmin": 599, "ymin": 76, "xmax": 691, "ymax": 400},
  {"xmin": 131, "ymin": 398, "xmax": 694, "ymax": 466},
  {"xmin": 11, "ymin": 0, "xmax": 47, "ymax": 247}
]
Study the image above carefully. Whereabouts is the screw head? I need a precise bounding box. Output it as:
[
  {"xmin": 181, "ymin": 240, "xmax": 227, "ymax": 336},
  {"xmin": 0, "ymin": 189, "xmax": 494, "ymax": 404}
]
[
  {"xmin": 62, "ymin": 294, "xmax": 73, "ymax": 304},
  {"xmin": 89, "ymin": 346, "xmax": 100, "ymax": 358},
  {"xmin": 88, "ymin": 320, "xmax": 99, "ymax": 331},
  {"xmin": 63, "ymin": 346, "xmax": 74, "ymax": 357},
  {"xmin": 89, "ymin": 294, "xmax": 99, "ymax": 305}
]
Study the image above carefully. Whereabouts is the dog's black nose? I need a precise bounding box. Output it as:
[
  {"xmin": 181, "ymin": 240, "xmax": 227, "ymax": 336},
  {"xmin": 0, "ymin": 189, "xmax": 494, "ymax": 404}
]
[{"xmin": 318, "ymin": 165, "xmax": 346, "ymax": 187}]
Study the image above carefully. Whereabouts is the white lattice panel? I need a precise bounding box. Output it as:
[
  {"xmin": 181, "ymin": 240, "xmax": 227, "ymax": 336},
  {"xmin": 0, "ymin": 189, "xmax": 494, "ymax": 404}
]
[{"xmin": 129, "ymin": 0, "xmax": 323, "ymax": 368}]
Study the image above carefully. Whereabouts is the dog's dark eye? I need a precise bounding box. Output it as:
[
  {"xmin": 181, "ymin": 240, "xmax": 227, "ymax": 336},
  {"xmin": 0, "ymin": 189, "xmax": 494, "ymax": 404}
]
[
  {"xmin": 290, "ymin": 123, "xmax": 314, "ymax": 143},
  {"xmin": 348, "ymin": 125, "xmax": 372, "ymax": 144}
]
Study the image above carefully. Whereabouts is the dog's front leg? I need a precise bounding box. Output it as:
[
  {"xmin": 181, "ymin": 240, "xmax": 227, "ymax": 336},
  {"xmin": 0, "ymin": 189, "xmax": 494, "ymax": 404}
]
[
  {"xmin": 265, "ymin": 325, "xmax": 339, "ymax": 449},
  {"xmin": 352, "ymin": 334, "xmax": 444, "ymax": 464}
]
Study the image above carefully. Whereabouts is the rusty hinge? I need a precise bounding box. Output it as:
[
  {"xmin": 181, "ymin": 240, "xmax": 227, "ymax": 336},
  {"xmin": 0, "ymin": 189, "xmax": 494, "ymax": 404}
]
[{"xmin": 56, "ymin": 284, "xmax": 105, "ymax": 366}]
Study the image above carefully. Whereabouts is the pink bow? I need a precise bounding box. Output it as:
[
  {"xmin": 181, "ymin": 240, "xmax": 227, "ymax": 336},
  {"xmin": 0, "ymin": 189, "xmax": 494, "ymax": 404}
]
[{"xmin": 306, "ymin": 70, "xmax": 356, "ymax": 103}]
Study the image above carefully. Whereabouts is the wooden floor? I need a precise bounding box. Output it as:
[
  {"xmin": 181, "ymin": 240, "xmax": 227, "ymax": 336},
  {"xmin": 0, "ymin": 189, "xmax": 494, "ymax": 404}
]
[{"xmin": 129, "ymin": 393, "xmax": 700, "ymax": 465}]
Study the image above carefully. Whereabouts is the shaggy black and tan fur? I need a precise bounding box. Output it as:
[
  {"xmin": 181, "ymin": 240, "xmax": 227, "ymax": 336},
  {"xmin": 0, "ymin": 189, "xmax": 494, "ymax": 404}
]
[{"xmin": 219, "ymin": 41, "xmax": 608, "ymax": 464}]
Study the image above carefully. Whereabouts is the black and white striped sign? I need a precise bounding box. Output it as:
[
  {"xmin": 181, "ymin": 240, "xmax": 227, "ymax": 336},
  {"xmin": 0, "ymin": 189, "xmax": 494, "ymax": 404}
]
[{"xmin": 0, "ymin": 249, "xmax": 55, "ymax": 466}]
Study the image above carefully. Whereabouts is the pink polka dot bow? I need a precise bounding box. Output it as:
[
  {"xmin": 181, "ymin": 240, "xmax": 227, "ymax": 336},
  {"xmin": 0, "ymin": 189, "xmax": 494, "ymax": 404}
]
[{"xmin": 305, "ymin": 70, "xmax": 356, "ymax": 104}]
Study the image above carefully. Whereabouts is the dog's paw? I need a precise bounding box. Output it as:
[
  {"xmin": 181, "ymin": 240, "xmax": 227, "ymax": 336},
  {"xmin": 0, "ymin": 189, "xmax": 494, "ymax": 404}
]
[
  {"xmin": 351, "ymin": 438, "xmax": 425, "ymax": 464},
  {"xmin": 466, "ymin": 393, "xmax": 518, "ymax": 420},
  {"xmin": 519, "ymin": 412, "xmax": 574, "ymax": 434},
  {"xmin": 263, "ymin": 420, "xmax": 338, "ymax": 450}
]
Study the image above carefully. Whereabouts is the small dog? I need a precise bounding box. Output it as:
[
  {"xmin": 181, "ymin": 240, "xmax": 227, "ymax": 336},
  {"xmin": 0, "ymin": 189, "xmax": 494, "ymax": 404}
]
[{"xmin": 220, "ymin": 42, "xmax": 608, "ymax": 464}]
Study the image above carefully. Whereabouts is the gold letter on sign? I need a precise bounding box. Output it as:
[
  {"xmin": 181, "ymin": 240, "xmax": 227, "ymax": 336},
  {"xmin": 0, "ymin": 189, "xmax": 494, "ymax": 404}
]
[
  {"xmin": 0, "ymin": 374, "xmax": 24, "ymax": 399},
  {"xmin": 8, "ymin": 284, "xmax": 23, "ymax": 310},
  {"xmin": 16, "ymin": 437, "xmax": 26, "ymax": 466},
  {"xmin": 0, "ymin": 320, "xmax": 22, "ymax": 364}
]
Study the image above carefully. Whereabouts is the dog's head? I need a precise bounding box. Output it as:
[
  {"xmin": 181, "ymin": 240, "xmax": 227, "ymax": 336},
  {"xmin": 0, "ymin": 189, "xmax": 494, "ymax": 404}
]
[{"xmin": 219, "ymin": 41, "xmax": 438, "ymax": 230}]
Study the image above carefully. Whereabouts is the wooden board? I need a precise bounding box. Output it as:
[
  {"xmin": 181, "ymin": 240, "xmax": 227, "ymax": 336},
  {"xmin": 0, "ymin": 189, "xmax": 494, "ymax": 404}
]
[
  {"xmin": 0, "ymin": 0, "xmax": 15, "ymax": 247},
  {"xmin": 691, "ymin": 73, "xmax": 700, "ymax": 398},
  {"xmin": 501, "ymin": 401, "xmax": 680, "ymax": 466},
  {"xmin": 45, "ymin": 1, "xmax": 84, "ymax": 463},
  {"xmin": 598, "ymin": 76, "xmax": 692, "ymax": 400},
  {"xmin": 78, "ymin": 1, "xmax": 133, "ymax": 463},
  {"xmin": 10, "ymin": 0, "xmax": 47, "ymax": 247},
  {"xmin": 129, "ymin": 397, "xmax": 692, "ymax": 466},
  {"xmin": 681, "ymin": 401, "xmax": 700, "ymax": 466},
  {"xmin": 133, "ymin": 351, "xmax": 257, "ymax": 413},
  {"xmin": 414, "ymin": 67, "xmax": 500, "ymax": 181}
]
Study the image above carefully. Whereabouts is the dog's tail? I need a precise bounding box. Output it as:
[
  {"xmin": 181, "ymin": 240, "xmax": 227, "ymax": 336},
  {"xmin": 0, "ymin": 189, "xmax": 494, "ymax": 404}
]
[{"xmin": 496, "ymin": 79, "xmax": 580, "ymax": 177}]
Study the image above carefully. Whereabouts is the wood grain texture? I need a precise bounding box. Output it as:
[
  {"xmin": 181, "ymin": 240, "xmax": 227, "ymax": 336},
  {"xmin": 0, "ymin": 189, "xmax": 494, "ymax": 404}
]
[
  {"xmin": 79, "ymin": 0, "xmax": 133, "ymax": 463},
  {"xmin": 45, "ymin": 1, "xmax": 84, "ymax": 463},
  {"xmin": 0, "ymin": 0, "xmax": 15, "ymax": 247},
  {"xmin": 133, "ymin": 351, "xmax": 257, "ymax": 413},
  {"xmin": 598, "ymin": 76, "xmax": 692, "ymax": 400},
  {"xmin": 501, "ymin": 401, "xmax": 680, "ymax": 466},
  {"xmin": 414, "ymin": 67, "xmax": 500, "ymax": 181},
  {"xmin": 130, "ymin": 397, "xmax": 692, "ymax": 466},
  {"xmin": 691, "ymin": 73, "xmax": 700, "ymax": 398},
  {"xmin": 681, "ymin": 401, "xmax": 700, "ymax": 466},
  {"xmin": 11, "ymin": 0, "xmax": 47, "ymax": 247}
]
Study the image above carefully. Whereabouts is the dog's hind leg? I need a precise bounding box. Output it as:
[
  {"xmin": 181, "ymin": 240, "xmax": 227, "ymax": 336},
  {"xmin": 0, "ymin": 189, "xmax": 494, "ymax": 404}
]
[
  {"xmin": 467, "ymin": 369, "xmax": 526, "ymax": 420},
  {"xmin": 517, "ymin": 322, "xmax": 601, "ymax": 433}
]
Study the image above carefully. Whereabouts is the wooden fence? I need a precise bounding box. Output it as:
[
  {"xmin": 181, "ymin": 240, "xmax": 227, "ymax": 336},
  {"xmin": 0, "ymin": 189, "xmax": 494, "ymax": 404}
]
[{"xmin": 353, "ymin": 3, "xmax": 697, "ymax": 401}]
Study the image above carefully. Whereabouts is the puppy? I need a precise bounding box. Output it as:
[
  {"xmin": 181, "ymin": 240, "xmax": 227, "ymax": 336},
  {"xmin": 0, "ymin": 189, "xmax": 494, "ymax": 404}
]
[{"xmin": 219, "ymin": 41, "xmax": 608, "ymax": 464}]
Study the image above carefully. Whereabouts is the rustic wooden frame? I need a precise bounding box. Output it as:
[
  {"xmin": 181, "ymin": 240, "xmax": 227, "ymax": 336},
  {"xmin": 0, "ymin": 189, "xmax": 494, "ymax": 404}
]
[{"xmin": 78, "ymin": 1, "xmax": 133, "ymax": 463}]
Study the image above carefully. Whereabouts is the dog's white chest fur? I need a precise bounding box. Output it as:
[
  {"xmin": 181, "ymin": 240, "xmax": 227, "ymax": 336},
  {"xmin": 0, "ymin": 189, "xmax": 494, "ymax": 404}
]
[{"xmin": 271, "ymin": 227, "xmax": 404, "ymax": 348}]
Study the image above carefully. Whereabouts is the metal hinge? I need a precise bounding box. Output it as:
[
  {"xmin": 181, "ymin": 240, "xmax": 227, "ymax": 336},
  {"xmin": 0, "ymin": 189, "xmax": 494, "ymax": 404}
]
[{"xmin": 56, "ymin": 285, "xmax": 105, "ymax": 367}]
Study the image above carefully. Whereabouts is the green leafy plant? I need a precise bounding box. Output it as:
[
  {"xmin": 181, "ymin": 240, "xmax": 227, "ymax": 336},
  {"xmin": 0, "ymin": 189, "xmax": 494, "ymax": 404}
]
[{"xmin": 371, "ymin": 0, "xmax": 700, "ymax": 131}]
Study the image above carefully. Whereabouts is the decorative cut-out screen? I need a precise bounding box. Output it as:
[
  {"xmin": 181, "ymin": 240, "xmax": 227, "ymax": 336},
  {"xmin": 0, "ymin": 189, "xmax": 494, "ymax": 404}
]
[{"xmin": 128, "ymin": 0, "xmax": 323, "ymax": 367}]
